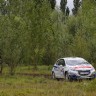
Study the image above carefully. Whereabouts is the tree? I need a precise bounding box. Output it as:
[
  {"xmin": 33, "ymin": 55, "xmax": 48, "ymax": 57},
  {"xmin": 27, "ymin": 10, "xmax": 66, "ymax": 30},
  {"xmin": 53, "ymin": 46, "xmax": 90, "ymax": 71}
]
[
  {"xmin": 60, "ymin": 0, "xmax": 67, "ymax": 14},
  {"xmin": 0, "ymin": 49, "xmax": 3, "ymax": 74},
  {"xmin": 72, "ymin": 0, "xmax": 81, "ymax": 15},
  {"xmin": 0, "ymin": 0, "xmax": 9, "ymax": 15},
  {"xmin": 20, "ymin": 0, "xmax": 55, "ymax": 68},
  {"xmin": 48, "ymin": 0, "xmax": 56, "ymax": 9},
  {"xmin": 2, "ymin": 17, "xmax": 22, "ymax": 75},
  {"xmin": 70, "ymin": 31, "xmax": 91, "ymax": 60},
  {"xmin": 82, "ymin": 0, "xmax": 96, "ymax": 63},
  {"xmin": 0, "ymin": 0, "xmax": 25, "ymax": 75},
  {"xmin": 66, "ymin": 6, "xmax": 70, "ymax": 16}
]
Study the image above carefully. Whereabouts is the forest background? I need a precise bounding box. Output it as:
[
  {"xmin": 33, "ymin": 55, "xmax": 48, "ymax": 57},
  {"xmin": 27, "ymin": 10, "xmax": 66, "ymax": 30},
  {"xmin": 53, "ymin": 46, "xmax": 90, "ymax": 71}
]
[{"xmin": 0, "ymin": 0, "xmax": 96, "ymax": 75}]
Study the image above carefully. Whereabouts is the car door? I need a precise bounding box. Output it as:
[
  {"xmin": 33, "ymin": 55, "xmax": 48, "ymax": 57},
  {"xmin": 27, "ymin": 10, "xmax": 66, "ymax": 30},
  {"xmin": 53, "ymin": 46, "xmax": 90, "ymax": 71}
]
[
  {"xmin": 54, "ymin": 59, "xmax": 65, "ymax": 78},
  {"xmin": 59, "ymin": 59, "xmax": 65, "ymax": 77},
  {"xmin": 53, "ymin": 60, "xmax": 60, "ymax": 77}
]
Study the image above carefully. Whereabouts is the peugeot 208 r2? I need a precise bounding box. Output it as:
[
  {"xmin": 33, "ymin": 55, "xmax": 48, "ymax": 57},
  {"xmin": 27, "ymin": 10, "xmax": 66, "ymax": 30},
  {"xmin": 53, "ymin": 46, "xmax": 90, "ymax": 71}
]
[{"xmin": 52, "ymin": 57, "xmax": 96, "ymax": 80}]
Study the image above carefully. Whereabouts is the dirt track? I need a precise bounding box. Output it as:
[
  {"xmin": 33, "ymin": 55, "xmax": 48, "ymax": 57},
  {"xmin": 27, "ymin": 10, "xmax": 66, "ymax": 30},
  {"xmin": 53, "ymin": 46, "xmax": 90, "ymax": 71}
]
[{"xmin": 17, "ymin": 73, "xmax": 51, "ymax": 78}]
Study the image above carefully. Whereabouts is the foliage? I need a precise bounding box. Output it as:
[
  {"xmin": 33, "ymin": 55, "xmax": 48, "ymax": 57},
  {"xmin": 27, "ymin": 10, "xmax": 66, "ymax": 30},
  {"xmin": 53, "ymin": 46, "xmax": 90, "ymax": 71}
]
[
  {"xmin": 0, "ymin": 0, "xmax": 96, "ymax": 74},
  {"xmin": 48, "ymin": 0, "xmax": 56, "ymax": 9},
  {"xmin": 60, "ymin": 0, "xmax": 67, "ymax": 14},
  {"xmin": 72, "ymin": 0, "xmax": 82, "ymax": 15}
]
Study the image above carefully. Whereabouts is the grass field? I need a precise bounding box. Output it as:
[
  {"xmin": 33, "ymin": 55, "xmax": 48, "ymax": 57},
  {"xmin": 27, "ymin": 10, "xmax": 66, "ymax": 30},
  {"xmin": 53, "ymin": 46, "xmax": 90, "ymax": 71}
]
[{"xmin": 0, "ymin": 66, "xmax": 96, "ymax": 96}]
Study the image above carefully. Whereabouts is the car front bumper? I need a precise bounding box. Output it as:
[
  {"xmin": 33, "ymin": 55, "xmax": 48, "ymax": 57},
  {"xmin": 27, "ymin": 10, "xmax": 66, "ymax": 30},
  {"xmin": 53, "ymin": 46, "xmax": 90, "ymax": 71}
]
[{"xmin": 68, "ymin": 72, "xmax": 96, "ymax": 80}]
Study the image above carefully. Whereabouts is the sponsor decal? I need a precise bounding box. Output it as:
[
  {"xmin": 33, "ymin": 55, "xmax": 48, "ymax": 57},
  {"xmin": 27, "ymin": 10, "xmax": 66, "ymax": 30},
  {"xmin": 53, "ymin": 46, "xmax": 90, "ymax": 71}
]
[{"xmin": 74, "ymin": 66, "xmax": 92, "ymax": 69}]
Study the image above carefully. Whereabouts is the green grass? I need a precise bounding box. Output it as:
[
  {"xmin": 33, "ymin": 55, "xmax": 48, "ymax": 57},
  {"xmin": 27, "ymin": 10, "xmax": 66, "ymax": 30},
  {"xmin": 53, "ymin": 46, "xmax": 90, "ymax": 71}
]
[
  {"xmin": 3, "ymin": 65, "xmax": 52, "ymax": 75},
  {"xmin": 0, "ymin": 66, "xmax": 96, "ymax": 96}
]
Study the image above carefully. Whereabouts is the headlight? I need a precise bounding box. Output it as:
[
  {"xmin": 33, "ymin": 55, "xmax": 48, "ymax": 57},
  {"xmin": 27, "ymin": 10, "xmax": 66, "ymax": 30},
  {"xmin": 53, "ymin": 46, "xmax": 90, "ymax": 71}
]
[
  {"xmin": 91, "ymin": 67, "xmax": 95, "ymax": 72},
  {"xmin": 91, "ymin": 71, "xmax": 96, "ymax": 77}
]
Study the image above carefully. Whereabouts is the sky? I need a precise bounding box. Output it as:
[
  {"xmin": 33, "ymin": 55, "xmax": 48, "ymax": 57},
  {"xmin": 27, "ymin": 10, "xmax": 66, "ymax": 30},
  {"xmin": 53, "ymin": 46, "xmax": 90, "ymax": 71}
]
[{"xmin": 56, "ymin": 0, "xmax": 74, "ymax": 14}]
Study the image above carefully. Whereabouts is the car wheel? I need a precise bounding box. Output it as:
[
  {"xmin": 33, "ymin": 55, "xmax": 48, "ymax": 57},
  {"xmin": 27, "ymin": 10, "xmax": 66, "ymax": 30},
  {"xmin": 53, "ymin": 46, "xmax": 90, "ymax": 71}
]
[
  {"xmin": 65, "ymin": 72, "xmax": 69, "ymax": 81},
  {"xmin": 65, "ymin": 72, "xmax": 72, "ymax": 81},
  {"xmin": 52, "ymin": 72, "xmax": 56, "ymax": 79},
  {"xmin": 52, "ymin": 72, "xmax": 60, "ymax": 81},
  {"xmin": 65, "ymin": 73, "xmax": 73, "ymax": 81}
]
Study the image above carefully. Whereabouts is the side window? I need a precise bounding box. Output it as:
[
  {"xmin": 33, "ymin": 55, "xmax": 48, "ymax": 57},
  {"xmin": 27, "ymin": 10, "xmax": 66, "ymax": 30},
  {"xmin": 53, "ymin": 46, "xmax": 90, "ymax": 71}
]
[
  {"xmin": 57, "ymin": 60, "xmax": 61, "ymax": 65},
  {"xmin": 56, "ymin": 60, "xmax": 59, "ymax": 65},
  {"xmin": 58, "ymin": 59, "xmax": 65, "ymax": 66}
]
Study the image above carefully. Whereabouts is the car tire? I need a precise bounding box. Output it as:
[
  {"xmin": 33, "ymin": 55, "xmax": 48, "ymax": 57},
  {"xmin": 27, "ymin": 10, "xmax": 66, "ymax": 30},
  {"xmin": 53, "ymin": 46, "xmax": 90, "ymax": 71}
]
[
  {"xmin": 52, "ymin": 72, "xmax": 56, "ymax": 79},
  {"xmin": 65, "ymin": 72, "xmax": 72, "ymax": 81},
  {"xmin": 52, "ymin": 72, "xmax": 60, "ymax": 81},
  {"xmin": 65, "ymin": 72, "xmax": 69, "ymax": 81}
]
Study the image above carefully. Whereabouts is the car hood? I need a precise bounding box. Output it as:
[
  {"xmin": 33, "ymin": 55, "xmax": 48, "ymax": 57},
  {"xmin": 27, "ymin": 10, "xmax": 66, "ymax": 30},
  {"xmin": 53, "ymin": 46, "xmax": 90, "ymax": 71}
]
[{"xmin": 66, "ymin": 64, "xmax": 94, "ymax": 70}]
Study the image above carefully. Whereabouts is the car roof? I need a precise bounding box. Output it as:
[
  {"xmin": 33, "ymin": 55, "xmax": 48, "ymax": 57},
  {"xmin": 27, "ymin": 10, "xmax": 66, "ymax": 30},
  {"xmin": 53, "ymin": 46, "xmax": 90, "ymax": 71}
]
[{"xmin": 60, "ymin": 57, "xmax": 85, "ymax": 61}]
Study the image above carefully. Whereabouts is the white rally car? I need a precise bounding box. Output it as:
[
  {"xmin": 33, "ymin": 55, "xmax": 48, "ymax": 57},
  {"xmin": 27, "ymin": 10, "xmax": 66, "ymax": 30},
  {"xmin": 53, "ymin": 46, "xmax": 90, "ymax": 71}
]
[{"xmin": 52, "ymin": 57, "xmax": 96, "ymax": 80}]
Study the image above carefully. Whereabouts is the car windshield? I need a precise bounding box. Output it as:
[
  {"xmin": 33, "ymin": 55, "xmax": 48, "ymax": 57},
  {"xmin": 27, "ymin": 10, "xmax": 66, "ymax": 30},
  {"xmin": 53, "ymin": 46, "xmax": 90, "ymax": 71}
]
[{"xmin": 66, "ymin": 59, "xmax": 89, "ymax": 66}]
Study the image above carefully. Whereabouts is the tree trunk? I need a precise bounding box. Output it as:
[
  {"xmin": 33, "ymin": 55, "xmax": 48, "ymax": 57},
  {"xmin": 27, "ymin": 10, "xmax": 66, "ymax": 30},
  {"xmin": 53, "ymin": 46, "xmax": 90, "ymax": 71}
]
[
  {"xmin": 0, "ymin": 63, "xmax": 3, "ymax": 74},
  {"xmin": 9, "ymin": 64, "xmax": 16, "ymax": 75}
]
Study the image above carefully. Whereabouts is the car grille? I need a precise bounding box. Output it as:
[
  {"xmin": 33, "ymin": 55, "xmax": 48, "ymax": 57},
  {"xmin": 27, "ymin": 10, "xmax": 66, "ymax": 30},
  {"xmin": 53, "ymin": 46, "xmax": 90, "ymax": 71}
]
[{"xmin": 78, "ymin": 70, "xmax": 90, "ymax": 76}]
